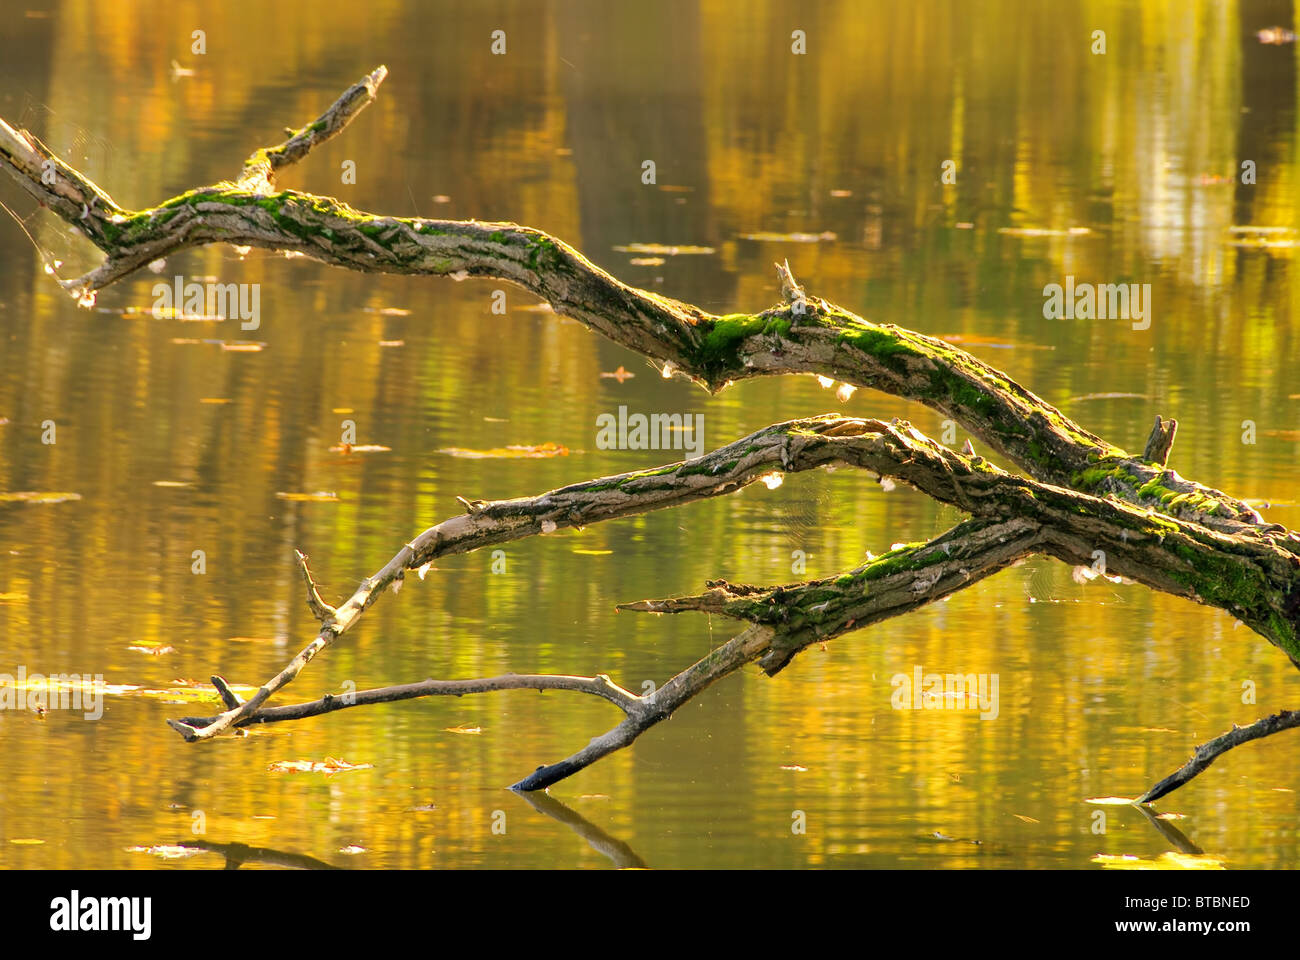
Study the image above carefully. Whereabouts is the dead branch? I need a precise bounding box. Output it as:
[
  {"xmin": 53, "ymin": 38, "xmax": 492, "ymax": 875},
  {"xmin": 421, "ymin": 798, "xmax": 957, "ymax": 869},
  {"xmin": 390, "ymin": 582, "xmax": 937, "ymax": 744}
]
[
  {"xmin": 1137, "ymin": 709, "xmax": 1300, "ymax": 804},
  {"xmin": 3, "ymin": 67, "xmax": 1298, "ymax": 802}
]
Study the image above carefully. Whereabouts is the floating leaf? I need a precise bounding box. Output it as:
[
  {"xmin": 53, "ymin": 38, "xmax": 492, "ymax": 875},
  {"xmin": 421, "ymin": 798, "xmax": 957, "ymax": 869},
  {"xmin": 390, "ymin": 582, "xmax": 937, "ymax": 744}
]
[
  {"xmin": 739, "ymin": 231, "xmax": 837, "ymax": 243},
  {"xmin": 329, "ymin": 443, "xmax": 391, "ymax": 453},
  {"xmin": 1093, "ymin": 852, "xmax": 1225, "ymax": 870},
  {"xmin": 276, "ymin": 491, "xmax": 340, "ymax": 502},
  {"xmin": 126, "ymin": 844, "xmax": 205, "ymax": 860},
  {"xmin": 0, "ymin": 492, "xmax": 82, "ymax": 504},
  {"xmin": 997, "ymin": 226, "xmax": 1090, "ymax": 237},
  {"xmin": 268, "ymin": 757, "xmax": 374, "ymax": 776},
  {"xmin": 939, "ymin": 333, "xmax": 1054, "ymax": 351},
  {"xmin": 1067, "ymin": 392, "xmax": 1149, "ymax": 402},
  {"xmin": 438, "ymin": 442, "xmax": 569, "ymax": 459},
  {"xmin": 1012, "ymin": 814, "xmax": 1040, "ymax": 824},
  {"xmin": 612, "ymin": 243, "xmax": 715, "ymax": 255},
  {"xmin": 126, "ymin": 644, "xmax": 176, "ymax": 657}
]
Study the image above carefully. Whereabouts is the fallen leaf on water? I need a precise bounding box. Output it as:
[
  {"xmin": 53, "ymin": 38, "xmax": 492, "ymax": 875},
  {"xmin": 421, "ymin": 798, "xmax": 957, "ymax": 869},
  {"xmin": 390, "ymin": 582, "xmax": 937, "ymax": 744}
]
[
  {"xmin": 118, "ymin": 679, "xmax": 259, "ymax": 704},
  {"xmin": 1068, "ymin": 392, "xmax": 1149, "ymax": 402},
  {"xmin": 613, "ymin": 243, "xmax": 715, "ymax": 255},
  {"xmin": 329, "ymin": 443, "xmax": 391, "ymax": 453},
  {"xmin": 1012, "ymin": 814, "xmax": 1040, "ymax": 824},
  {"xmin": 276, "ymin": 491, "xmax": 340, "ymax": 502},
  {"xmin": 739, "ymin": 231, "xmax": 837, "ymax": 243},
  {"xmin": 1227, "ymin": 237, "xmax": 1298, "ymax": 249},
  {"xmin": 126, "ymin": 844, "xmax": 205, "ymax": 860},
  {"xmin": 1257, "ymin": 26, "xmax": 1296, "ymax": 44},
  {"xmin": 443, "ymin": 724, "xmax": 483, "ymax": 735},
  {"xmin": 939, "ymin": 333, "xmax": 1054, "ymax": 351},
  {"xmin": 438, "ymin": 442, "xmax": 569, "ymax": 459},
  {"xmin": 1093, "ymin": 852, "xmax": 1224, "ymax": 870},
  {"xmin": 9, "ymin": 838, "xmax": 45, "ymax": 845},
  {"xmin": 268, "ymin": 757, "xmax": 374, "ymax": 776},
  {"xmin": 126, "ymin": 644, "xmax": 176, "ymax": 657},
  {"xmin": 600, "ymin": 365, "xmax": 635, "ymax": 382},
  {"xmin": 997, "ymin": 226, "xmax": 1090, "ymax": 237},
  {"xmin": 0, "ymin": 492, "xmax": 82, "ymax": 504}
]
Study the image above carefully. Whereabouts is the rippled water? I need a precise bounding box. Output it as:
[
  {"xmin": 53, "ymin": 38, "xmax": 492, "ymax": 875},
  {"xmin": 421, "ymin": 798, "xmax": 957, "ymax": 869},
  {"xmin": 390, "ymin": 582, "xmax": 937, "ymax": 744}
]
[{"xmin": 0, "ymin": 0, "xmax": 1297, "ymax": 869}]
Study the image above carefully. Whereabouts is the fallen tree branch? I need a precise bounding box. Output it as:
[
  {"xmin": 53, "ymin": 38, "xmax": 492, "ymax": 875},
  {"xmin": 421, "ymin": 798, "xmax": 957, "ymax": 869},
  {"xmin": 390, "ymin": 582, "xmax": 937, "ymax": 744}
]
[
  {"xmin": 4, "ymin": 67, "xmax": 1297, "ymax": 802},
  {"xmin": 1, "ymin": 68, "xmax": 1287, "ymax": 540},
  {"xmin": 1137, "ymin": 709, "xmax": 1300, "ymax": 804}
]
